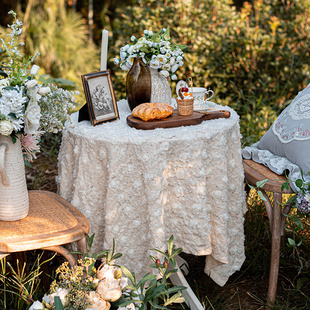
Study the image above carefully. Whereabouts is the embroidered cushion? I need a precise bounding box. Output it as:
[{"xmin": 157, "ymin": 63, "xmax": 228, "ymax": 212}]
[{"xmin": 257, "ymin": 83, "xmax": 310, "ymax": 174}]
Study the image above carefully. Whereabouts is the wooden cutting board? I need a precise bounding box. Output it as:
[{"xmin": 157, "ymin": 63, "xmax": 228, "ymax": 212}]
[{"xmin": 127, "ymin": 109, "xmax": 230, "ymax": 130}]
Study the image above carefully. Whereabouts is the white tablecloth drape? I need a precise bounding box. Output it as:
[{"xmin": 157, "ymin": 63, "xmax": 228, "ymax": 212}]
[{"xmin": 57, "ymin": 99, "xmax": 246, "ymax": 286}]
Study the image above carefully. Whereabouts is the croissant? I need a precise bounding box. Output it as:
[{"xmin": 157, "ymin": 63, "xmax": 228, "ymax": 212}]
[{"xmin": 132, "ymin": 102, "xmax": 174, "ymax": 121}]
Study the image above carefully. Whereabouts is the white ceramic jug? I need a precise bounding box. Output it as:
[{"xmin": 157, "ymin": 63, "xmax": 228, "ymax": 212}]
[{"xmin": 0, "ymin": 135, "xmax": 29, "ymax": 221}]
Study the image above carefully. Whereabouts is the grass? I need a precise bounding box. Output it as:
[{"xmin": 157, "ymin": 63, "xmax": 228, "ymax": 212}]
[{"xmin": 2, "ymin": 132, "xmax": 310, "ymax": 309}]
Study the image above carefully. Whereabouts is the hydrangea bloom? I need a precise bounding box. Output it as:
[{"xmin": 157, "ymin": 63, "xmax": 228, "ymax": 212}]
[{"xmin": 0, "ymin": 11, "xmax": 78, "ymax": 161}]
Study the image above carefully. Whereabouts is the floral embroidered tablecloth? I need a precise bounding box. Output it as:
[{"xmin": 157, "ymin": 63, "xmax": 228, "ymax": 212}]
[{"xmin": 57, "ymin": 100, "xmax": 246, "ymax": 286}]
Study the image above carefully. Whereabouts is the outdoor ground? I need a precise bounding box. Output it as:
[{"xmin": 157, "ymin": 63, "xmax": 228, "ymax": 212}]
[{"xmin": 24, "ymin": 135, "xmax": 310, "ymax": 310}]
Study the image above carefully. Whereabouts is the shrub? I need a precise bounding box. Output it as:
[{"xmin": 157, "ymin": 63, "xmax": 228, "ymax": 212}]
[{"xmin": 110, "ymin": 0, "xmax": 310, "ymax": 145}]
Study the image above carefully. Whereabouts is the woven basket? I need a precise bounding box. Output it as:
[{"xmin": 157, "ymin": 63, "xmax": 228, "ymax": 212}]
[{"xmin": 176, "ymin": 98, "xmax": 194, "ymax": 116}]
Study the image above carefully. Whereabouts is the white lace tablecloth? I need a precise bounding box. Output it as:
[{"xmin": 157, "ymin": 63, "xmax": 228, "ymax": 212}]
[{"xmin": 57, "ymin": 99, "xmax": 246, "ymax": 286}]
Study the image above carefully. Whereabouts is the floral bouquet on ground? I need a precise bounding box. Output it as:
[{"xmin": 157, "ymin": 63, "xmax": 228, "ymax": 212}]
[
  {"xmin": 28, "ymin": 235, "xmax": 186, "ymax": 310},
  {"xmin": 113, "ymin": 27, "xmax": 187, "ymax": 80},
  {"xmin": 0, "ymin": 11, "xmax": 78, "ymax": 162}
]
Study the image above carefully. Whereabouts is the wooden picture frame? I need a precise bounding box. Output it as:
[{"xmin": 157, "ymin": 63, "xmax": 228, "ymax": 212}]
[{"xmin": 81, "ymin": 70, "xmax": 119, "ymax": 126}]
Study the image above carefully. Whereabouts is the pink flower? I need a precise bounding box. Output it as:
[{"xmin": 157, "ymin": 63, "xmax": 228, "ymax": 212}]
[{"xmin": 21, "ymin": 133, "xmax": 40, "ymax": 162}]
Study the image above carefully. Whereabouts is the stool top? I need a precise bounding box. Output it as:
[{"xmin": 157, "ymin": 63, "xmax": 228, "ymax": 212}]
[
  {"xmin": 243, "ymin": 159, "xmax": 294, "ymax": 194},
  {"xmin": 0, "ymin": 190, "xmax": 89, "ymax": 252}
]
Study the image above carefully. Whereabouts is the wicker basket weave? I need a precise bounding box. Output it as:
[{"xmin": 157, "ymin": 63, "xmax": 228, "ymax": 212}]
[{"xmin": 176, "ymin": 98, "xmax": 194, "ymax": 116}]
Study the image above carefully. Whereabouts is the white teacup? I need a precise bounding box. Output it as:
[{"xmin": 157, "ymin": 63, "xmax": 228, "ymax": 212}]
[{"xmin": 190, "ymin": 87, "xmax": 214, "ymax": 109}]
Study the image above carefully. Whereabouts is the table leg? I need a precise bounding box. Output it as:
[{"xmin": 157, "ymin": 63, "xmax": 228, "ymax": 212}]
[
  {"xmin": 168, "ymin": 256, "xmax": 204, "ymax": 310},
  {"xmin": 266, "ymin": 192, "xmax": 282, "ymax": 306}
]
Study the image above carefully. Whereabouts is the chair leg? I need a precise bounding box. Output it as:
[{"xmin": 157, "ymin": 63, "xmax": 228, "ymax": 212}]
[{"xmin": 267, "ymin": 192, "xmax": 282, "ymax": 306}]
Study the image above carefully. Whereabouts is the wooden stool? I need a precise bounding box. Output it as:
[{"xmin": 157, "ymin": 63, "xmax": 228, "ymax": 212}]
[
  {"xmin": 243, "ymin": 159, "xmax": 294, "ymax": 306},
  {"xmin": 0, "ymin": 190, "xmax": 89, "ymax": 267}
]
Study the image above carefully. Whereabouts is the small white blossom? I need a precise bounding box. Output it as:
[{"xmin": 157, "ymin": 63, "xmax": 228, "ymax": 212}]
[
  {"xmin": 159, "ymin": 70, "xmax": 169, "ymax": 78},
  {"xmin": 149, "ymin": 59, "xmax": 161, "ymax": 69},
  {"xmin": 30, "ymin": 64, "xmax": 40, "ymax": 76},
  {"xmin": 171, "ymin": 74, "xmax": 177, "ymax": 80},
  {"xmin": 113, "ymin": 58, "xmax": 120, "ymax": 65}
]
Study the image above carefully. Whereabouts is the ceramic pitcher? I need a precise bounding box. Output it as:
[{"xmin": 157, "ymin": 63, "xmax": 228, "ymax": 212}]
[{"xmin": 0, "ymin": 135, "xmax": 29, "ymax": 221}]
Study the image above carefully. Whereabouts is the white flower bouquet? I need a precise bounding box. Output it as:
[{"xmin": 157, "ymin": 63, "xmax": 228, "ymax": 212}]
[
  {"xmin": 0, "ymin": 11, "xmax": 78, "ymax": 161},
  {"xmin": 28, "ymin": 235, "xmax": 186, "ymax": 310},
  {"xmin": 114, "ymin": 27, "xmax": 187, "ymax": 80}
]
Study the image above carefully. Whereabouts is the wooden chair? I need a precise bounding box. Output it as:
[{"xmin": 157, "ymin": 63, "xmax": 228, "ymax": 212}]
[
  {"xmin": 0, "ymin": 190, "xmax": 89, "ymax": 267},
  {"xmin": 243, "ymin": 159, "xmax": 294, "ymax": 306}
]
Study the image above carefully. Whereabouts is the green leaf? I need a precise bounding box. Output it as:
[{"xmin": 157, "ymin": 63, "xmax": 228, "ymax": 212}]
[
  {"xmin": 256, "ymin": 179, "xmax": 268, "ymax": 188},
  {"xmin": 149, "ymin": 300, "xmax": 169, "ymax": 310},
  {"xmin": 281, "ymin": 180, "xmax": 290, "ymax": 192},
  {"xmin": 111, "ymin": 253, "xmax": 123, "ymax": 261},
  {"xmin": 137, "ymin": 273, "xmax": 157, "ymax": 288},
  {"xmin": 144, "ymin": 283, "xmax": 166, "ymax": 302},
  {"xmin": 170, "ymin": 248, "xmax": 182, "ymax": 259},
  {"xmin": 168, "ymin": 235, "xmax": 174, "ymax": 256},
  {"xmin": 163, "ymin": 292, "xmax": 184, "ymax": 306},
  {"xmin": 287, "ymin": 238, "xmax": 296, "ymax": 246},
  {"xmin": 176, "ymin": 44, "xmax": 187, "ymax": 51},
  {"xmin": 258, "ymin": 190, "xmax": 267, "ymax": 201},
  {"xmin": 86, "ymin": 233, "xmax": 95, "ymax": 250},
  {"xmin": 92, "ymin": 250, "xmax": 110, "ymax": 260},
  {"xmin": 54, "ymin": 296, "xmax": 64, "ymax": 310},
  {"xmin": 160, "ymin": 286, "xmax": 187, "ymax": 296},
  {"xmin": 150, "ymin": 249, "xmax": 169, "ymax": 260},
  {"xmin": 295, "ymin": 179, "xmax": 303, "ymax": 189},
  {"xmin": 120, "ymin": 266, "xmax": 136, "ymax": 286}
]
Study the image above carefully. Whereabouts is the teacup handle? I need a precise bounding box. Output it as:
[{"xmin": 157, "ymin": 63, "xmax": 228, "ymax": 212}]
[
  {"xmin": 205, "ymin": 90, "xmax": 214, "ymax": 102},
  {"xmin": 0, "ymin": 143, "xmax": 10, "ymax": 187}
]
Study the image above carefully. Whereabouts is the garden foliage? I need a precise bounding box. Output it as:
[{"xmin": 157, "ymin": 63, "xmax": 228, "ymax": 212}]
[{"xmin": 110, "ymin": 0, "xmax": 310, "ymax": 145}]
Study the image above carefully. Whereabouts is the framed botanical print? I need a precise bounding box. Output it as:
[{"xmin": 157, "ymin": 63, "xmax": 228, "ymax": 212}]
[{"xmin": 81, "ymin": 70, "xmax": 119, "ymax": 126}]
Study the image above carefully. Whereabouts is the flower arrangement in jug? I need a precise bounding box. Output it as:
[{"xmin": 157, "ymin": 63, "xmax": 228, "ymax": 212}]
[
  {"xmin": 0, "ymin": 11, "xmax": 78, "ymax": 161},
  {"xmin": 113, "ymin": 27, "xmax": 187, "ymax": 80}
]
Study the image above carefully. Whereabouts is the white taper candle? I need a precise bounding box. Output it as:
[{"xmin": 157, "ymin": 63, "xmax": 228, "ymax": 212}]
[{"xmin": 100, "ymin": 29, "xmax": 109, "ymax": 70}]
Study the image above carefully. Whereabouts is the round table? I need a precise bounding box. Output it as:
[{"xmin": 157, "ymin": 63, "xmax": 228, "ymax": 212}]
[{"xmin": 57, "ymin": 99, "xmax": 246, "ymax": 286}]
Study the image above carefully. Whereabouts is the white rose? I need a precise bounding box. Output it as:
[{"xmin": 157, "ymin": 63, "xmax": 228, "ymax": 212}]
[
  {"xmin": 24, "ymin": 103, "xmax": 41, "ymax": 134},
  {"xmin": 159, "ymin": 70, "xmax": 169, "ymax": 78},
  {"xmin": 25, "ymin": 79, "xmax": 38, "ymax": 89},
  {"xmin": 89, "ymin": 291, "xmax": 111, "ymax": 310},
  {"xmin": 42, "ymin": 294, "xmax": 52, "ymax": 304},
  {"xmin": 49, "ymin": 287, "xmax": 69, "ymax": 306},
  {"xmin": 29, "ymin": 301, "xmax": 43, "ymax": 310},
  {"xmin": 97, "ymin": 279, "xmax": 122, "ymax": 302},
  {"xmin": 30, "ymin": 65, "xmax": 40, "ymax": 76},
  {"xmin": 38, "ymin": 86, "xmax": 51, "ymax": 95},
  {"xmin": 0, "ymin": 120, "xmax": 14, "ymax": 136}
]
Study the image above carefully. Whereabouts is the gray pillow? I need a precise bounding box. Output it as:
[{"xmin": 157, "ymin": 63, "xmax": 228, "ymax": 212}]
[{"xmin": 258, "ymin": 83, "xmax": 310, "ymax": 174}]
